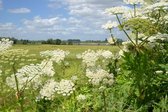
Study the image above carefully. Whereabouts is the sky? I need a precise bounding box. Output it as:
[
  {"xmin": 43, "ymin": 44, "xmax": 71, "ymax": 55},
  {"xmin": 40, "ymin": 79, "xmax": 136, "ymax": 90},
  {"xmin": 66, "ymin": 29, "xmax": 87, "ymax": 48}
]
[{"xmin": 0, "ymin": 0, "xmax": 126, "ymax": 40}]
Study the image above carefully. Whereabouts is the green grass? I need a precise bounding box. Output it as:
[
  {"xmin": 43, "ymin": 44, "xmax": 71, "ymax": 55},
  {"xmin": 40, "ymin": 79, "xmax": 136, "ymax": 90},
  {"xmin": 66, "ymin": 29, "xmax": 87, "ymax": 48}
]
[{"xmin": 12, "ymin": 44, "xmax": 119, "ymax": 58}]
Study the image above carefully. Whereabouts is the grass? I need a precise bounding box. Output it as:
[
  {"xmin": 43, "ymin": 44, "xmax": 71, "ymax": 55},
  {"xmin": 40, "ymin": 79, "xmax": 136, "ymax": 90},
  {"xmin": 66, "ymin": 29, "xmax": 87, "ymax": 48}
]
[
  {"xmin": 0, "ymin": 44, "xmax": 120, "ymax": 111},
  {"xmin": 12, "ymin": 44, "xmax": 119, "ymax": 58}
]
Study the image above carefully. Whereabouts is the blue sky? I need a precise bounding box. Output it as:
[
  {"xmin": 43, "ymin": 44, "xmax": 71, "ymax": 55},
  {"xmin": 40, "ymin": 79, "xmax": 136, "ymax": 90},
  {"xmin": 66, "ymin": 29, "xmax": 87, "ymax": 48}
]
[{"xmin": 0, "ymin": 0, "xmax": 126, "ymax": 40}]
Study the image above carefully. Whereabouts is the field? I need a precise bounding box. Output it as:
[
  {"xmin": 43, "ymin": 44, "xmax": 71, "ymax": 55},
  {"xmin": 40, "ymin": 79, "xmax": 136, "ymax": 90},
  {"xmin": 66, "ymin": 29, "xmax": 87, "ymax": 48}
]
[{"xmin": 1, "ymin": 0, "xmax": 168, "ymax": 111}]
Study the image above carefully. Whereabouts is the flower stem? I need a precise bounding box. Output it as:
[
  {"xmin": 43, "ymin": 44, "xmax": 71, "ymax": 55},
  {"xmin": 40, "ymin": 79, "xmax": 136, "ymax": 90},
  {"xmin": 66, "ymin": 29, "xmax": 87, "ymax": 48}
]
[
  {"xmin": 115, "ymin": 14, "xmax": 136, "ymax": 46},
  {"xmin": 102, "ymin": 91, "xmax": 107, "ymax": 112}
]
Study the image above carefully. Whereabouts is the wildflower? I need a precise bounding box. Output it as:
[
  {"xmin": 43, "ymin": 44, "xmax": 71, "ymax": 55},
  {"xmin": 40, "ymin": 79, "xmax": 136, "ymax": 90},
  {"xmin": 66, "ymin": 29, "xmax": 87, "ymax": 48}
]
[
  {"xmin": 86, "ymin": 68, "xmax": 114, "ymax": 86},
  {"xmin": 55, "ymin": 79, "xmax": 75, "ymax": 96},
  {"xmin": 144, "ymin": 1, "xmax": 168, "ymax": 13},
  {"xmin": 77, "ymin": 49, "xmax": 99, "ymax": 67},
  {"xmin": 105, "ymin": 6, "xmax": 129, "ymax": 15},
  {"xmin": 71, "ymin": 76, "xmax": 78, "ymax": 82},
  {"xmin": 102, "ymin": 21, "xmax": 118, "ymax": 30},
  {"xmin": 0, "ymin": 38, "xmax": 13, "ymax": 52},
  {"xmin": 40, "ymin": 49, "xmax": 70, "ymax": 64},
  {"xmin": 107, "ymin": 37, "xmax": 117, "ymax": 45},
  {"xmin": 155, "ymin": 70, "xmax": 163, "ymax": 74},
  {"xmin": 39, "ymin": 79, "xmax": 57, "ymax": 100},
  {"xmin": 39, "ymin": 60, "xmax": 55, "ymax": 77},
  {"xmin": 76, "ymin": 94, "xmax": 87, "ymax": 102},
  {"xmin": 6, "ymin": 59, "xmax": 55, "ymax": 90},
  {"xmin": 97, "ymin": 50, "xmax": 113, "ymax": 59},
  {"xmin": 77, "ymin": 49, "xmax": 113, "ymax": 67},
  {"xmin": 123, "ymin": 0, "xmax": 145, "ymax": 5}
]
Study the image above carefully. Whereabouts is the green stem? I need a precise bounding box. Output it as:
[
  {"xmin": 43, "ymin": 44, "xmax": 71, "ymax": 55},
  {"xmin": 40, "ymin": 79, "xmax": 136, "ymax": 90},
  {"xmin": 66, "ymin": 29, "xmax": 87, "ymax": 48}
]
[
  {"xmin": 102, "ymin": 91, "xmax": 107, "ymax": 112},
  {"xmin": 133, "ymin": 4, "xmax": 136, "ymax": 17},
  {"xmin": 12, "ymin": 62, "xmax": 24, "ymax": 112},
  {"xmin": 115, "ymin": 14, "xmax": 136, "ymax": 46}
]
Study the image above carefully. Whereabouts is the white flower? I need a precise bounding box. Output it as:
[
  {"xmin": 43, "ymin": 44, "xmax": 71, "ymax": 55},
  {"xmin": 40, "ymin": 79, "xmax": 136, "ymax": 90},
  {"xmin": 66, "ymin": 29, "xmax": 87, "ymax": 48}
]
[
  {"xmin": 39, "ymin": 79, "xmax": 57, "ymax": 100},
  {"xmin": 144, "ymin": 1, "xmax": 168, "ymax": 13},
  {"xmin": 77, "ymin": 49, "xmax": 113, "ymax": 67},
  {"xmin": 107, "ymin": 37, "xmax": 117, "ymax": 45},
  {"xmin": 0, "ymin": 38, "xmax": 13, "ymax": 52},
  {"xmin": 123, "ymin": 0, "xmax": 145, "ymax": 5},
  {"xmin": 97, "ymin": 50, "xmax": 113, "ymax": 59},
  {"xmin": 86, "ymin": 68, "xmax": 114, "ymax": 86},
  {"xmin": 105, "ymin": 6, "xmax": 129, "ymax": 15},
  {"xmin": 55, "ymin": 79, "xmax": 75, "ymax": 96},
  {"xmin": 76, "ymin": 94, "xmax": 86, "ymax": 102},
  {"xmin": 155, "ymin": 70, "xmax": 163, "ymax": 74},
  {"xmin": 0, "ymin": 69, "xmax": 2, "ymax": 76},
  {"xmin": 77, "ymin": 49, "xmax": 99, "ymax": 67},
  {"xmin": 102, "ymin": 21, "xmax": 118, "ymax": 30},
  {"xmin": 40, "ymin": 49, "xmax": 70, "ymax": 64},
  {"xmin": 39, "ymin": 60, "xmax": 55, "ymax": 77},
  {"xmin": 6, "ymin": 60, "xmax": 55, "ymax": 90},
  {"xmin": 71, "ymin": 76, "xmax": 78, "ymax": 82}
]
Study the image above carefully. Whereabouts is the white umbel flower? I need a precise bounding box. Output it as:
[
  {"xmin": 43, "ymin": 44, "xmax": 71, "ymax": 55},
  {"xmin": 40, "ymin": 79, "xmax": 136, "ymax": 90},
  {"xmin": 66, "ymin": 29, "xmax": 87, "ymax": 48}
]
[
  {"xmin": 102, "ymin": 21, "xmax": 118, "ymax": 30},
  {"xmin": 123, "ymin": 0, "xmax": 145, "ymax": 5},
  {"xmin": 55, "ymin": 79, "xmax": 75, "ymax": 96},
  {"xmin": 40, "ymin": 49, "xmax": 70, "ymax": 64},
  {"xmin": 86, "ymin": 68, "xmax": 114, "ymax": 86},
  {"xmin": 39, "ymin": 79, "xmax": 57, "ymax": 100},
  {"xmin": 76, "ymin": 94, "xmax": 87, "ymax": 102},
  {"xmin": 0, "ymin": 38, "xmax": 13, "ymax": 52},
  {"xmin": 105, "ymin": 6, "xmax": 129, "ymax": 15}
]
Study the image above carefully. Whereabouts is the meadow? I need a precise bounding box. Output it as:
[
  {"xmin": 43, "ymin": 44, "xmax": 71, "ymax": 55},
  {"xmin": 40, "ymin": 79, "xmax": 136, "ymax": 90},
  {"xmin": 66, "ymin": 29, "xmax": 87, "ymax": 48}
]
[{"xmin": 1, "ymin": 0, "xmax": 168, "ymax": 111}]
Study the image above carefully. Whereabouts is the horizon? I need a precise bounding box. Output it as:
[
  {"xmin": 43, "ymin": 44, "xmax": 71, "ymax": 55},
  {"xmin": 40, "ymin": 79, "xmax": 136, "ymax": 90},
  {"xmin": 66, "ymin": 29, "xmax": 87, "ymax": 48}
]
[{"xmin": 0, "ymin": 0, "xmax": 127, "ymax": 41}]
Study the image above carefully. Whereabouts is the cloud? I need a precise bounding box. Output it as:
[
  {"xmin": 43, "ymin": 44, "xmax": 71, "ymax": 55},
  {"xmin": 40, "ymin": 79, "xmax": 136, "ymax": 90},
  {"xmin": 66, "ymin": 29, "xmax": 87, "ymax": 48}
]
[
  {"xmin": 46, "ymin": 0, "xmax": 126, "ymax": 40},
  {"xmin": 8, "ymin": 8, "xmax": 31, "ymax": 14},
  {"xmin": 0, "ymin": 23, "xmax": 15, "ymax": 30}
]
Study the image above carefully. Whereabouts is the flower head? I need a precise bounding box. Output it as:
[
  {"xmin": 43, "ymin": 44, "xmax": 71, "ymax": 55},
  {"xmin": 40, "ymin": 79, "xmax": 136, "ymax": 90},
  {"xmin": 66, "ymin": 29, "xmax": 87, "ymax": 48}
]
[
  {"xmin": 123, "ymin": 0, "xmax": 145, "ymax": 5},
  {"xmin": 102, "ymin": 21, "xmax": 118, "ymax": 30},
  {"xmin": 55, "ymin": 79, "xmax": 75, "ymax": 96},
  {"xmin": 76, "ymin": 94, "xmax": 87, "ymax": 102},
  {"xmin": 0, "ymin": 38, "xmax": 13, "ymax": 52},
  {"xmin": 105, "ymin": 6, "xmax": 129, "ymax": 15}
]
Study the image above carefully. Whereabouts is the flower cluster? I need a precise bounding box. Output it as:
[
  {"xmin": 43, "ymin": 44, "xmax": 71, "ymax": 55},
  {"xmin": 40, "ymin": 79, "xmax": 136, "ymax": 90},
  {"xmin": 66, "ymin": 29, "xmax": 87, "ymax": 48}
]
[
  {"xmin": 39, "ymin": 60, "xmax": 55, "ymax": 77},
  {"xmin": 144, "ymin": 1, "xmax": 168, "ymax": 13},
  {"xmin": 102, "ymin": 21, "xmax": 118, "ymax": 30},
  {"xmin": 105, "ymin": 6, "xmax": 129, "ymax": 15},
  {"xmin": 123, "ymin": 0, "xmax": 145, "ymax": 5},
  {"xmin": 86, "ymin": 68, "xmax": 114, "ymax": 86},
  {"xmin": 0, "ymin": 38, "xmax": 13, "ymax": 52},
  {"xmin": 107, "ymin": 37, "xmax": 117, "ymax": 45},
  {"xmin": 76, "ymin": 94, "xmax": 87, "ymax": 102},
  {"xmin": 39, "ymin": 79, "xmax": 57, "ymax": 100},
  {"xmin": 77, "ymin": 49, "xmax": 113, "ymax": 67},
  {"xmin": 55, "ymin": 79, "xmax": 75, "ymax": 96},
  {"xmin": 6, "ymin": 60, "xmax": 55, "ymax": 90},
  {"xmin": 77, "ymin": 50, "xmax": 99, "ymax": 67},
  {"xmin": 6, "ymin": 64, "xmax": 42, "ymax": 90},
  {"xmin": 40, "ymin": 49, "xmax": 70, "ymax": 64}
]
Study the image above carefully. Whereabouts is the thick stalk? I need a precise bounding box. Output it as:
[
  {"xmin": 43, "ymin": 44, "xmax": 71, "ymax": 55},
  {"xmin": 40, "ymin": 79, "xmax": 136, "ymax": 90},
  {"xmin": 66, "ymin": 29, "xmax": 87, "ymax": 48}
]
[
  {"xmin": 133, "ymin": 4, "xmax": 136, "ymax": 17},
  {"xmin": 115, "ymin": 14, "xmax": 136, "ymax": 46}
]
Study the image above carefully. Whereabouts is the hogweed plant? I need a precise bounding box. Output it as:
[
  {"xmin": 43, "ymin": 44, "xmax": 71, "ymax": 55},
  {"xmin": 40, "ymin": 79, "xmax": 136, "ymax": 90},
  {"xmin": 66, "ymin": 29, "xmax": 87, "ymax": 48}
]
[
  {"xmin": 104, "ymin": 0, "xmax": 168, "ymax": 111},
  {"xmin": 0, "ymin": 0, "xmax": 168, "ymax": 112}
]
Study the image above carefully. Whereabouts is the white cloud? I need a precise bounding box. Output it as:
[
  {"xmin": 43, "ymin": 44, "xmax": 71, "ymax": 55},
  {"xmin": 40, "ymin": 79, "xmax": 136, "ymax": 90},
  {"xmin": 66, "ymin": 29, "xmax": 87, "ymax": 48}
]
[
  {"xmin": 0, "ymin": 23, "xmax": 15, "ymax": 30},
  {"xmin": 46, "ymin": 0, "xmax": 125, "ymax": 40},
  {"xmin": 8, "ymin": 8, "xmax": 31, "ymax": 14}
]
